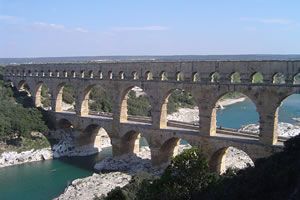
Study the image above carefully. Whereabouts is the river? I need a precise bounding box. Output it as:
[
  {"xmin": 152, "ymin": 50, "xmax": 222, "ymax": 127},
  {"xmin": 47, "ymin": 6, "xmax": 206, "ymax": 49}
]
[{"xmin": 0, "ymin": 94, "xmax": 299, "ymax": 200}]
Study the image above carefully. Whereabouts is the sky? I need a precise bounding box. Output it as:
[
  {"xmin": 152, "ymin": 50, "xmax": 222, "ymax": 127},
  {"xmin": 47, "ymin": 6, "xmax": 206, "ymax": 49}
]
[{"xmin": 0, "ymin": 0, "xmax": 300, "ymax": 58}]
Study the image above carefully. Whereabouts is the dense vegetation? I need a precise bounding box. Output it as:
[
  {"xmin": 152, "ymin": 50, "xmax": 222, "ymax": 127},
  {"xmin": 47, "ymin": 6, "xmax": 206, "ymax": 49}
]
[
  {"xmin": 102, "ymin": 135, "xmax": 300, "ymax": 200},
  {"xmin": 0, "ymin": 66, "xmax": 49, "ymax": 150}
]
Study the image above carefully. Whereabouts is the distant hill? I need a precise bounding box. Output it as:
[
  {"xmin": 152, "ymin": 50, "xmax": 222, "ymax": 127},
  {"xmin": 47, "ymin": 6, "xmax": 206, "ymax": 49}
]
[{"xmin": 1, "ymin": 55, "xmax": 300, "ymax": 65}]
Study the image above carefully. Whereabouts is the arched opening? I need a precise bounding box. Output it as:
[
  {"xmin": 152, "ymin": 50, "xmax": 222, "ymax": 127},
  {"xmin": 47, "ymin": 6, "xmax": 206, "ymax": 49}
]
[
  {"xmin": 273, "ymin": 73, "xmax": 285, "ymax": 84},
  {"xmin": 160, "ymin": 71, "xmax": 168, "ymax": 81},
  {"xmin": 98, "ymin": 71, "xmax": 103, "ymax": 79},
  {"xmin": 87, "ymin": 85, "xmax": 113, "ymax": 116},
  {"xmin": 88, "ymin": 70, "xmax": 93, "ymax": 78},
  {"xmin": 80, "ymin": 125, "xmax": 111, "ymax": 153},
  {"xmin": 80, "ymin": 70, "xmax": 85, "ymax": 78},
  {"xmin": 55, "ymin": 70, "xmax": 60, "ymax": 77},
  {"xmin": 132, "ymin": 71, "xmax": 138, "ymax": 80},
  {"xmin": 48, "ymin": 70, "xmax": 53, "ymax": 77},
  {"xmin": 230, "ymin": 72, "xmax": 241, "ymax": 83},
  {"xmin": 211, "ymin": 72, "xmax": 220, "ymax": 83},
  {"xmin": 251, "ymin": 72, "xmax": 264, "ymax": 83},
  {"xmin": 119, "ymin": 71, "xmax": 125, "ymax": 80},
  {"xmin": 215, "ymin": 92, "xmax": 259, "ymax": 133},
  {"xmin": 35, "ymin": 82, "xmax": 52, "ymax": 110},
  {"xmin": 57, "ymin": 118, "xmax": 73, "ymax": 129},
  {"xmin": 165, "ymin": 89, "xmax": 198, "ymax": 127},
  {"xmin": 17, "ymin": 81, "xmax": 34, "ymax": 107},
  {"xmin": 120, "ymin": 86, "xmax": 152, "ymax": 123},
  {"xmin": 277, "ymin": 94, "xmax": 300, "ymax": 138},
  {"xmin": 63, "ymin": 70, "xmax": 67, "ymax": 78},
  {"xmin": 58, "ymin": 84, "xmax": 76, "ymax": 112},
  {"xmin": 293, "ymin": 73, "xmax": 300, "ymax": 84},
  {"xmin": 71, "ymin": 71, "xmax": 76, "ymax": 78},
  {"xmin": 192, "ymin": 72, "xmax": 200, "ymax": 82},
  {"xmin": 120, "ymin": 130, "xmax": 150, "ymax": 156},
  {"xmin": 176, "ymin": 71, "xmax": 184, "ymax": 81},
  {"xmin": 210, "ymin": 147, "xmax": 254, "ymax": 174},
  {"xmin": 145, "ymin": 71, "xmax": 153, "ymax": 80},
  {"xmin": 108, "ymin": 71, "xmax": 113, "ymax": 80},
  {"xmin": 156, "ymin": 137, "xmax": 192, "ymax": 165}
]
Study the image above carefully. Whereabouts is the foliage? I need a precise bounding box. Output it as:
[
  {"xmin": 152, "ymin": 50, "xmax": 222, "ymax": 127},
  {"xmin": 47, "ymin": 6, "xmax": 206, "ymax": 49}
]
[
  {"xmin": 41, "ymin": 84, "xmax": 51, "ymax": 107},
  {"xmin": 89, "ymin": 86, "xmax": 113, "ymax": 113},
  {"xmin": 199, "ymin": 135, "xmax": 300, "ymax": 200},
  {"xmin": 167, "ymin": 90, "xmax": 196, "ymax": 114},
  {"xmin": 0, "ymin": 66, "xmax": 48, "ymax": 141},
  {"xmin": 62, "ymin": 84, "xmax": 75, "ymax": 104},
  {"xmin": 127, "ymin": 91, "xmax": 151, "ymax": 116}
]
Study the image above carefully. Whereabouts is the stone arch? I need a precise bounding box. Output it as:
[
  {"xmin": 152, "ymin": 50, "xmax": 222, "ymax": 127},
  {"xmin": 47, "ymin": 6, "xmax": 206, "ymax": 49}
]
[
  {"xmin": 209, "ymin": 146, "xmax": 254, "ymax": 174},
  {"xmin": 119, "ymin": 130, "xmax": 142, "ymax": 155},
  {"xmin": 119, "ymin": 71, "xmax": 125, "ymax": 80},
  {"xmin": 80, "ymin": 70, "xmax": 85, "ymax": 78},
  {"xmin": 88, "ymin": 70, "xmax": 94, "ymax": 78},
  {"xmin": 55, "ymin": 82, "xmax": 76, "ymax": 112},
  {"xmin": 108, "ymin": 71, "xmax": 113, "ymax": 80},
  {"xmin": 79, "ymin": 124, "xmax": 111, "ymax": 151},
  {"xmin": 48, "ymin": 70, "xmax": 53, "ymax": 77},
  {"xmin": 145, "ymin": 71, "xmax": 153, "ymax": 80},
  {"xmin": 98, "ymin": 71, "xmax": 103, "ymax": 79},
  {"xmin": 273, "ymin": 72, "xmax": 285, "ymax": 84},
  {"xmin": 132, "ymin": 71, "xmax": 138, "ymax": 80},
  {"xmin": 28, "ymin": 70, "xmax": 32, "ymax": 76},
  {"xmin": 251, "ymin": 72, "xmax": 264, "ymax": 83},
  {"xmin": 57, "ymin": 118, "xmax": 73, "ymax": 129},
  {"xmin": 55, "ymin": 70, "xmax": 60, "ymax": 77},
  {"xmin": 81, "ymin": 84, "xmax": 113, "ymax": 116},
  {"xmin": 119, "ymin": 85, "xmax": 152, "ymax": 123},
  {"xmin": 71, "ymin": 71, "xmax": 76, "ymax": 78},
  {"xmin": 210, "ymin": 91, "xmax": 259, "ymax": 135},
  {"xmin": 160, "ymin": 88, "xmax": 197, "ymax": 128},
  {"xmin": 34, "ymin": 70, "xmax": 39, "ymax": 76},
  {"xmin": 34, "ymin": 81, "xmax": 52, "ymax": 109},
  {"xmin": 160, "ymin": 71, "xmax": 168, "ymax": 81},
  {"xmin": 176, "ymin": 71, "xmax": 184, "ymax": 81},
  {"xmin": 192, "ymin": 72, "xmax": 200, "ymax": 82},
  {"xmin": 230, "ymin": 72, "xmax": 241, "ymax": 83},
  {"xmin": 210, "ymin": 72, "xmax": 220, "ymax": 83},
  {"xmin": 41, "ymin": 70, "xmax": 45, "ymax": 77},
  {"xmin": 293, "ymin": 73, "xmax": 300, "ymax": 84}
]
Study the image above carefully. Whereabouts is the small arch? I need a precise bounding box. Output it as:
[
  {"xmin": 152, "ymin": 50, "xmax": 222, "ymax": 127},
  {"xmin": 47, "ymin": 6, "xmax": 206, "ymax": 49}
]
[
  {"xmin": 145, "ymin": 71, "xmax": 153, "ymax": 80},
  {"xmin": 22, "ymin": 70, "xmax": 26, "ymax": 76},
  {"xmin": 81, "ymin": 125, "xmax": 111, "ymax": 152},
  {"xmin": 55, "ymin": 70, "xmax": 60, "ymax": 77},
  {"xmin": 160, "ymin": 71, "xmax": 168, "ymax": 81},
  {"xmin": 108, "ymin": 71, "xmax": 113, "ymax": 80},
  {"xmin": 34, "ymin": 70, "xmax": 39, "ymax": 76},
  {"xmin": 132, "ymin": 71, "xmax": 138, "ymax": 80},
  {"xmin": 57, "ymin": 118, "xmax": 73, "ymax": 129},
  {"xmin": 16, "ymin": 70, "xmax": 20, "ymax": 76},
  {"xmin": 294, "ymin": 73, "xmax": 300, "ymax": 84},
  {"xmin": 273, "ymin": 73, "xmax": 285, "ymax": 84},
  {"xmin": 28, "ymin": 70, "xmax": 32, "ymax": 76},
  {"xmin": 119, "ymin": 71, "xmax": 125, "ymax": 80},
  {"xmin": 48, "ymin": 70, "xmax": 53, "ymax": 77},
  {"xmin": 80, "ymin": 70, "xmax": 85, "ymax": 78},
  {"xmin": 192, "ymin": 72, "xmax": 200, "ymax": 82},
  {"xmin": 210, "ymin": 147, "xmax": 254, "ymax": 174},
  {"xmin": 88, "ymin": 70, "xmax": 94, "ymax": 78},
  {"xmin": 230, "ymin": 72, "xmax": 241, "ymax": 83},
  {"xmin": 71, "ymin": 71, "xmax": 76, "ymax": 78},
  {"xmin": 41, "ymin": 71, "xmax": 45, "ymax": 77},
  {"xmin": 211, "ymin": 72, "xmax": 220, "ymax": 83},
  {"xmin": 176, "ymin": 71, "xmax": 184, "ymax": 81},
  {"xmin": 63, "ymin": 70, "xmax": 68, "ymax": 77},
  {"xmin": 251, "ymin": 72, "xmax": 264, "ymax": 83},
  {"xmin": 98, "ymin": 71, "xmax": 103, "ymax": 79}
]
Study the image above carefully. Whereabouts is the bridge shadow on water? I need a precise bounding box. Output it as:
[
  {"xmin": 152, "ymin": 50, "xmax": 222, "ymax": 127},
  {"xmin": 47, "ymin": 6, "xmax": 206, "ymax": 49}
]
[{"xmin": 56, "ymin": 147, "xmax": 113, "ymax": 172}]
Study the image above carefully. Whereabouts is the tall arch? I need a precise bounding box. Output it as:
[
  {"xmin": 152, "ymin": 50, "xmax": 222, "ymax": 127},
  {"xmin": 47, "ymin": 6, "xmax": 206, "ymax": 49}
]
[
  {"xmin": 212, "ymin": 91, "xmax": 259, "ymax": 135},
  {"xmin": 54, "ymin": 83, "xmax": 76, "ymax": 112},
  {"xmin": 209, "ymin": 146, "xmax": 254, "ymax": 174},
  {"xmin": 160, "ymin": 88, "xmax": 197, "ymax": 128},
  {"xmin": 119, "ymin": 86, "xmax": 152, "ymax": 123},
  {"xmin": 34, "ymin": 82, "xmax": 52, "ymax": 109}
]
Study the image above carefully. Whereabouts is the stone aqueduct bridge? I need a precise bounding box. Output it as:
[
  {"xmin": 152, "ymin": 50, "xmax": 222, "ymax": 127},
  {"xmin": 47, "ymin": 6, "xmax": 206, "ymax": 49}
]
[{"xmin": 4, "ymin": 60, "xmax": 300, "ymax": 172}]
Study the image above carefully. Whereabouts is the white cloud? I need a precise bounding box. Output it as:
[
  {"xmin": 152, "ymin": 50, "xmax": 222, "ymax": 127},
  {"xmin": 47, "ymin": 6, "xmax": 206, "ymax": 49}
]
[
  {"xmin": 240, "ymin": 17, "xmax": 293, "ymax": 25},
  {"xmin": 75, "ymin": 27, "xmax": 89, "ymax": 33},
  {"xmin": 0, "ymin": 15, "xmax": 23, "ymax": 23},
  {"xmin": 33, "ymin": 22, "xmax": 65, "ymax": 30},
  {"xmin": 111, "ymin": 25, "xmax": 169, "ymax": 31}
]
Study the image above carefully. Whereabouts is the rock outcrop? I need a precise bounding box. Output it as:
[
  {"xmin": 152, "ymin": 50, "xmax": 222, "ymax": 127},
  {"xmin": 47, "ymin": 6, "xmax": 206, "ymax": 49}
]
[
  {"xmin": 54, "ymin": 172, "xmax": 131, "ymax": 200},
  {"xmin": 0, "ymin": 148, "xmax": 53, "ymax": 168}
]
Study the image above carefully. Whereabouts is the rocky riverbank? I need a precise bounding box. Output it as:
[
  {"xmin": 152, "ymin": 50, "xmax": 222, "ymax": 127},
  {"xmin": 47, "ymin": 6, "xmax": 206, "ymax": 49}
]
[{"xmin": 0, "ymin": 148, "xmax": 53, "ymax": 168}]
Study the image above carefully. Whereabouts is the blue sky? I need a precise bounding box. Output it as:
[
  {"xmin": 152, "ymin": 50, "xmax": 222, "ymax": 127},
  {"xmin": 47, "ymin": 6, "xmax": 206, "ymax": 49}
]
[{"xmin": 0, "ymin": 0, "xmax": 300, "ymax": 57}]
